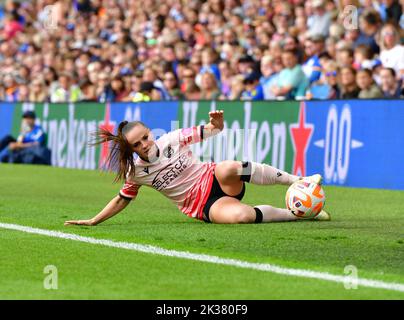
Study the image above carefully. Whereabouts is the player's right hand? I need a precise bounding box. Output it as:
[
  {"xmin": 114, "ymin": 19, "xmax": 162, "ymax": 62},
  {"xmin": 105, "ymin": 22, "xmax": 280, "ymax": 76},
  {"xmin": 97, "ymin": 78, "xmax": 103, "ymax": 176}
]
[
  {"xmin": 64, "ymin": 219, "xmax": 95, "ymax": 226},
  {"xmin": 208, "ymin": 110, "xmax": 224, "ymax": 131}
]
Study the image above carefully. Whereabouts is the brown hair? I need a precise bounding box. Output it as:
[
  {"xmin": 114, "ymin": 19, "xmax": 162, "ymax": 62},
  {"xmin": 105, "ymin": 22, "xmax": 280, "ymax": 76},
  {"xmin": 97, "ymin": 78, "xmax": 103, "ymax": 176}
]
[
  {"xmin": 92, "ymin": 121, "xmax": 147, "ymax": 182},
  {"xmin": 356, "ymin": 68, "xmax": 372, "ymax": 77}
]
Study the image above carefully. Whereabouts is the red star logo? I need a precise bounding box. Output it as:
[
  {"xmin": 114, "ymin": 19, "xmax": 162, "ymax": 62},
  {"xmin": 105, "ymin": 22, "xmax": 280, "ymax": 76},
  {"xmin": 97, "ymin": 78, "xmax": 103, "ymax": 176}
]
[
  {"xmin": 289, "ymin": 102, "xmax": 314, "ymax": 177},
  {"xmin": 99, "ymin": 103, "xmax": 116, "ymax": 169}
]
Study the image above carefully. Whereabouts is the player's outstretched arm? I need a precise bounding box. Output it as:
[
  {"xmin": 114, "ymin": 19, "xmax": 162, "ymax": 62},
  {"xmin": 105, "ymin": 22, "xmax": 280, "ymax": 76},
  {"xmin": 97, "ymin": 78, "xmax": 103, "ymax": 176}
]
[
  {"xmin": 64, "ymin": 195, "xmax": 130, "ymax": 226},
  {"xmin": 204, "ymin": 110, "xmax": 224, "ymax": 138}
]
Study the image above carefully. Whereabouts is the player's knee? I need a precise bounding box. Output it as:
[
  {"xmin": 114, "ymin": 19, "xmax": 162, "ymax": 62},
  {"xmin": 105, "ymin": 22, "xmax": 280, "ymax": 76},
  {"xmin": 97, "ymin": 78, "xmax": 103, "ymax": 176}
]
[
  {"xmin": 216, "ymin": 161, "xmax": 241, "ymax": 179},
  {"xmin": 233, "ymin": 209, "xmax": 255, "ymax": 224}
]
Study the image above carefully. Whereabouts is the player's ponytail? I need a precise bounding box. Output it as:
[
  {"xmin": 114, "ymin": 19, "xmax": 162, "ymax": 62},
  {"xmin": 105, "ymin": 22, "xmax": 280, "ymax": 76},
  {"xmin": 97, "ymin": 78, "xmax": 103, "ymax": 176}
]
[{"xmin": 91, "ymin": 120, "xmax": 147, "ymax": 182}]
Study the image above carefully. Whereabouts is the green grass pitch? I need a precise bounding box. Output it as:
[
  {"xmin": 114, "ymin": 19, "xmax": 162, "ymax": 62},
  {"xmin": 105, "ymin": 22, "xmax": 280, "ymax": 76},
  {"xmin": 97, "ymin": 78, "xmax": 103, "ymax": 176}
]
[{"xmin": 0, "ymin": 164, "xmax": 403, "ymax": 299}]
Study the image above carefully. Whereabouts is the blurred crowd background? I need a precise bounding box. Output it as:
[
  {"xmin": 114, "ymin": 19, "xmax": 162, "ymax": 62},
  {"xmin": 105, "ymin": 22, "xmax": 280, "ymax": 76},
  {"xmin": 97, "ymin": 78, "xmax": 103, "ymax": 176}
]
[{"xmin": 0, "ymin": 0, "xmax": 403, "ymax": 103}]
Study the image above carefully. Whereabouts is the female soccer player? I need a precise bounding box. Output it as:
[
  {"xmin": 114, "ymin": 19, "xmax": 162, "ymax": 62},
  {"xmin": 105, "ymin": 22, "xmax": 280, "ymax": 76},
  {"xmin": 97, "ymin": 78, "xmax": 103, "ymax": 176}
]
[{"xmin": 65, "ymin": 110, "xmax": 330, "ymax": 226}]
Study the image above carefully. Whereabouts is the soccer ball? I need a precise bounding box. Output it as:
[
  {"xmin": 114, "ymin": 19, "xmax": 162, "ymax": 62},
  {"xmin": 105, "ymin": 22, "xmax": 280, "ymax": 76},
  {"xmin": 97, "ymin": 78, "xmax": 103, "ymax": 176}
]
[{"xmin": 285, "ymin": 180, "xmax": 326, "ymax": 219}]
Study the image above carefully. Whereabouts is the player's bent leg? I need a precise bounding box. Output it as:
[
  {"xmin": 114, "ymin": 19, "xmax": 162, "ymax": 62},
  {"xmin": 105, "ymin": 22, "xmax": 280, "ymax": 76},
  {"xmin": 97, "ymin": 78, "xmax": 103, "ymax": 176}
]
[
  {"xmin": 245, "ymin": 162, "xmax": 301, "ymax": 185},
  {"xmin": 215, "ymin": 160, "xmax": 243, "ymax": 184},
  {"xmin": 209, "ymin": 197, "xmax": 256, "ymax": 224},
  {"xmin": 215, "ymin": 160, "xmax": 302, "ymax": 188},
  {"xmin": 208, "ymin": 197, "xmax": 300, "ymax": 224},
  {"xmin": 214, "ymin": 160, "xmax": 244, "ymax": 196}
]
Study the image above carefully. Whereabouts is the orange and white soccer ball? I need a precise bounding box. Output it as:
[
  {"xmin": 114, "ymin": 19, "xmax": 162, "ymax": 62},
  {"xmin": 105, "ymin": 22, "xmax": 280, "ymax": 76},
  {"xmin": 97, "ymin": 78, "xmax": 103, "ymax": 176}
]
[{"xmin": 285, "ymin": 180, "xmax": 326, "ymax": 219}]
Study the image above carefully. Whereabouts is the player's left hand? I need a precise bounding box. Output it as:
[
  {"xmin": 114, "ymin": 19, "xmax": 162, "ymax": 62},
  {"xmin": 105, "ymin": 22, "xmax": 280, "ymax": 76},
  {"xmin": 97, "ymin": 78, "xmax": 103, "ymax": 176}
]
[
  {"xmin": 208, "ymin": 110, "xmax": 224, "ymax": 131},
  {"xmin": 64, "ymin": 219, "xmax": 95, "ymax": 226}
]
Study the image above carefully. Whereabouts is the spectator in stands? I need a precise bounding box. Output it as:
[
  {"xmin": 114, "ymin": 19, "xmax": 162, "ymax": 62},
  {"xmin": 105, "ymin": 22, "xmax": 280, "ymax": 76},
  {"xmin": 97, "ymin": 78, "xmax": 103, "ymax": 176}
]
[
  {"xmin": 50, "ymin": 73, "xmax": 81, "ymax": 103},
  {"xmin": 260, "ymin": 55, "xmax": 279, "ymax": 100},
  {"xmin": 236, "ymin": 54, "xmax": 256, "ymax": 76},
  {"xmin": 136, "ymin": 46, "xmax": 149, "ymax": 71},
  {"xmin": 160, "ymin": 45, "xmax": 177, "ymax": 74},
  {"xmin": 16, "ymin": 84, "xmax": 29, "ymax": 102},
  {"xmin": 400, "ymin": 0, "xmax": 404, "ymax": 29},
  {"xmin": 325, "ymin": 37, "xmax": 338, "ymax": 60},
  {"xmin": 356, "ymin": 69, "xmax": 383, "ymax": 98},
  {"xmin": 378, "ymin": 23, "xmax": 404, "ymax": 79},
  {"xmin": 227, "ymin": 75, "xmax": 245, "ymax": 100},
  {"xmin": 271, "ymin": 49, "xmax": 309, "ymax": 99},
  {"xmin": 131, "ymin": 82, "xmax": 161, "ymax": 102},
  {"xmin": 356, "ymin": 9, "xmax": 381, "ymax": 54},
  {"xmin": 328, "ymin": 22, "xmax": 345, "ymax": 41},
  {"xmin": 121, "ymin": 70, "xmax": 134, "ymax": 96},
  {"xmin": 302, "ymin": 35, "xmax": 324, "ymax": 84},
  {"xmin": 342, "ymin": 28, "xmax": 358, "ymax": 47},
  {"xmin": 199, "ymin": 47, "xmax": 221, "ymax": 82},
  {"xmin": 76, "ymin": 61, "xmax": 89, "ymax": 82},
  {"xmin": 336, "ymin": 48, "xmax": 354, "ymax": 68},
  {"xmin": 174, "ymin": 42, "xmax": 190, "ymax": 71},
  {"xmin": 272, "ymin": 5, "xmax": 293, "ymax": 40},
  {"xmin": 383, "ymin": 0, "xmax": 402, "ymax": 24},
  {"xmin": 142, "ymin": 66, "xmax": 169, "ymax": 100},
  {"xmin": 162, "ymin": 71, "xmax": 184, "ymax": 100},
  {"xmin": 2, "ymin": 74, "xmax": 19, "ymax": 102},
  {"xmin": 379, "ymin": 67, "xmax": 402, "ymax": 98},
  {"xmin": 0, "ymin": 111, "xmax": 50, "ymax": 165},
  {"xmin": 16, "ymin": 65, "xmax": 30, "ymax": 85},
  {"xmin": 282, "ymin": 36, "xmax": 303, "ymax": 62},
  {"xmin": 322, "ymin": 61, "xmax": 341, "ymax": 99},
  {"xmin": 184, "ymin": 82, "xmax": 201, "ymax": 100},
  {"xmin": 340, "ymin": 66, "xmax": 360, "ymax": 98},
  {"xmin": 110, "ymin": 76, "xmax": 129, "ymax": 102},
  {"xmin": 318, "ymin": 52, "xmax": 333, "ymax": 69},
  {"xmin": 307, "ymin": 0, "xmax": 331, "ymax": 37},
  {"xmin": 353, "ymin": 45, "xmax": 374, "ymax": 70},
  {"xmin": 79, "ymin": 80, "xmax": 97, "ymax": 102},
  {"xmin": 0, "ymin": 85, "xmax": 4, "ymax": 101},
  {"xmin": 1, "ymin": 12, "xmax": 23, "ymax": 41},
  {"xmin": 218, "ymin": 60, "xmax": 234, "ymax": 99},
  {"xmin": 367, "ymin": 59, "xmax": 383, "ymax": 86},
  {"xmin": 96, "ymin": 72, "xmax": 115, "ymax": 103},
  {"xmin": 308, "ymin": 70, "xmax": 334, "ymax": 100},
  {"xmin": 200, "ymin": 72, "xmax": 221, "ymax": 100},
  {"xmin": 180, "ymin": 67, "xmax": 197, "ymax": 96},
  {"xmin": 269, "ymin": 40, "xmax": 283, "ymax": 62},
  {"xmin": 241, "ymin": 71, "xmax": 264, "ymax": 101},
  {"xmin": 0, "ymin": 0, "xmax": 401, "ymax": 103},
  {"xmin": 123, "ymin": 71, "xmax": 143, "ymax": 102},
  {"xmin": 43, "ymin": 67, "xmax": 59, "ymax": 93},
  {"xmin": 189, "ymin": 54, "xmax": 203, "ymax": 78}
]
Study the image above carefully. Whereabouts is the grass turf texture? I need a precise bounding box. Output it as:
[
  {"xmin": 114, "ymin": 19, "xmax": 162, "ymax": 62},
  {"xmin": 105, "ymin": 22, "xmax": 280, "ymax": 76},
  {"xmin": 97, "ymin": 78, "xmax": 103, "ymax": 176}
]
[{"xmin": 0, "ymin": 164, "xmax": 403, "ymax": 299}]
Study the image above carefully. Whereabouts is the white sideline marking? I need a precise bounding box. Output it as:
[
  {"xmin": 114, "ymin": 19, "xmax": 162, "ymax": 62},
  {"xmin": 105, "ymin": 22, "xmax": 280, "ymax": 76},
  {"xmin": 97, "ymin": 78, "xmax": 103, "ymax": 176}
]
[{"xmin": 1, "ymin": 222, "xmax": 404, "ymax": 293}]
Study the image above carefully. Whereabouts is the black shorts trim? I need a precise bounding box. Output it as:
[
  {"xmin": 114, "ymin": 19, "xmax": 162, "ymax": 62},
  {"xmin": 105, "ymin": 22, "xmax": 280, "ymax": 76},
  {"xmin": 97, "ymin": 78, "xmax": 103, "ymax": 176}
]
[
  {"xmin": 118, "ymin": 193, "xmax": 133, "ymax": 201},
  {"xmin": 202, "ymin": 173, "xmax": 245, "ymax": 223}
]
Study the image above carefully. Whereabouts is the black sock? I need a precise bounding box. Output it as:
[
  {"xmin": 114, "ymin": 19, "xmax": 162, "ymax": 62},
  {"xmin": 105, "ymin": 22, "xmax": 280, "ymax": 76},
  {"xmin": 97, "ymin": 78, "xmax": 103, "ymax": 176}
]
[{"xmin": 254, "ymin": 207, "xmax": 263, "ymax": 223}]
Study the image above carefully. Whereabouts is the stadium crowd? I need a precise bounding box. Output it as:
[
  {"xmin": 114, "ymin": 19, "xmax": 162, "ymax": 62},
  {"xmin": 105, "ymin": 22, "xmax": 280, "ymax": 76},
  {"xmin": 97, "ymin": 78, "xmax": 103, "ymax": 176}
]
[{"xmin": 0, "ymin": 0, "xmax": 403, "ymax": 102}]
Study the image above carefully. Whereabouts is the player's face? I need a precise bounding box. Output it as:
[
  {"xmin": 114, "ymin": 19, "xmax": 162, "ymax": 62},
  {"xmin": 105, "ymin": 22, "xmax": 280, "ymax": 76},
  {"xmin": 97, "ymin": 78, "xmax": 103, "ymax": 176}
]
[{"xmin": 125, "ymin": 125, "xmax": 155, "ymax": 160}]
